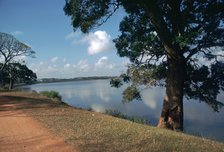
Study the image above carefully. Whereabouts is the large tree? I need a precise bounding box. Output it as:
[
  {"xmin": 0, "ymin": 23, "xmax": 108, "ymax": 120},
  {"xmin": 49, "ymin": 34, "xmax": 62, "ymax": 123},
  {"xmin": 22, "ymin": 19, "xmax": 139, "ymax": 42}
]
[
  {"xmin": 64, "ymin": 0, "xmax": 224, "ymax": 130},
  {"xmin": 0, "ymin": 32, "xmax": 35, "ymax": 88}
]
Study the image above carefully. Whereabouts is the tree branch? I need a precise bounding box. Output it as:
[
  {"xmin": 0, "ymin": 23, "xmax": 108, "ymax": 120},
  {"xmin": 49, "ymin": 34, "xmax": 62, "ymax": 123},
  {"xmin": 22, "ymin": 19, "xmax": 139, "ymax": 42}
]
[{"xmin": 97, "ymin": 1, "xmax": 121, "ymax": 27}]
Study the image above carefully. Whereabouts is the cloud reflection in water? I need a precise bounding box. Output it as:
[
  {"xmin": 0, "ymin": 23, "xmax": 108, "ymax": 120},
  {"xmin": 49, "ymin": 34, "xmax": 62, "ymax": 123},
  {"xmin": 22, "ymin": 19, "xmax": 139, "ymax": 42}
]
[{"xmin": 23, "ymin": 79, "xmax": 224, "ymax": 142}]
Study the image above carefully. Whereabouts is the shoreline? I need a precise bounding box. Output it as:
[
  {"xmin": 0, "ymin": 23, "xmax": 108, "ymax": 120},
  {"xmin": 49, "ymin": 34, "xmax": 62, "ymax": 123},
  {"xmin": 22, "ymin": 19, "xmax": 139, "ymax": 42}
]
[{"xmin": 0, "ymin": 91, "xmax": 223, "ymax": 152}]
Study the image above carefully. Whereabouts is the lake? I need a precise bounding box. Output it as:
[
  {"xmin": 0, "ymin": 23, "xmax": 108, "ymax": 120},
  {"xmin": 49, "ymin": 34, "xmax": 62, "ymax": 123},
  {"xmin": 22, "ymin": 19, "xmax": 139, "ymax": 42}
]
[{"xmin": 20, "ymin": 79, "xmax": 224, "ymax": 142}]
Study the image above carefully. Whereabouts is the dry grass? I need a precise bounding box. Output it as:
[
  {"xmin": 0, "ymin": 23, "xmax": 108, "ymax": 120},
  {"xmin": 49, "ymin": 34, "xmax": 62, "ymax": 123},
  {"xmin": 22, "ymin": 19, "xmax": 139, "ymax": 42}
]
[{"xmin": 1, "ymin": 91, "xmax": 224, "ymax": 152}]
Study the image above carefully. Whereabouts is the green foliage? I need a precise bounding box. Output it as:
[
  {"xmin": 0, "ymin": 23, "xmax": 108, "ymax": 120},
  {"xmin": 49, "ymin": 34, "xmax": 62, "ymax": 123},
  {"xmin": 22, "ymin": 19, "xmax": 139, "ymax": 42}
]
[
  {"xmin": 40, "ymin": 91, "xmax": 62, "ymax": 101},
  {"xmin": 105, "ymin": 109, "xmax": 149, "ymax": 125},
  {"xmin": 0, "ymin": 32, "xmax": 35, "ymax": 88},
  {"xmin": 127, "ymin": 64, "xmax": 167, "ymax": 86},
  {"xmin": 110, "ymin": 78, "xmax": 123, "ymax": 88},
  {"xmin": 184, "ymin": 62, "xmax": 224, "ymax": 112},
  {"xmin": 128, "ymin": 117, "xmax": 149, "ymax": 125},
  {"xmin": 122, "ymin": 86, "xmax": 141, "ymax": 102},
  {"xmin": 1, "ymin": 62, "xmax": 37, "ymax": 89},
  {"xmin": 114, "ymin": 14, "xmax": 164, "ymax": 63},
  {"xmin": 105, "ymin": 109, "xmax": 127, "ymax": 119},
  {"xmin": 110, "ymin": 74, "xmax": 130, "ymax": 88},
  {"xmin": 120, "ymin": 73, "xmax": 130, "ymax": 83},
  {"xmin": 64, "ymin": 0, "xmax": 114, "ymax": 33},
  {"xmin": 64, "ymin": 0, "xmax": 224, "ymax": 112}
]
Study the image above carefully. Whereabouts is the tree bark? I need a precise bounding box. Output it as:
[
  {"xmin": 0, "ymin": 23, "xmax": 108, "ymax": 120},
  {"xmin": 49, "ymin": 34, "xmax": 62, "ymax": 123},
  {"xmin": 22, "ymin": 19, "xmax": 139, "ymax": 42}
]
[
  {"xmin": 157, "ymin": 57, "xmax": 185, "ymax": 130},
  {"xmin": 0, "ymin": 63, "xmax": 7, "ymax": 89},
  {"xmin": 144, "ymin": 3, "xmax": 186, "ymax": 130},
  {"xmin": 9, "ymin": 78, "xmax": 14, "ymax": 90},
  {"xmin": 0, "ymin": 71, "xmax": 4, "ymax": 88}
]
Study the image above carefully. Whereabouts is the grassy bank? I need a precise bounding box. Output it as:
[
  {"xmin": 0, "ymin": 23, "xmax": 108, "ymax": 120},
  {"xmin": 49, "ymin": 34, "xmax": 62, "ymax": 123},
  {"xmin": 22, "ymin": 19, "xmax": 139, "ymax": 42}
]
[{"xmin": 0, "ymin": 92, "xmax": 223, "ymax": 152}]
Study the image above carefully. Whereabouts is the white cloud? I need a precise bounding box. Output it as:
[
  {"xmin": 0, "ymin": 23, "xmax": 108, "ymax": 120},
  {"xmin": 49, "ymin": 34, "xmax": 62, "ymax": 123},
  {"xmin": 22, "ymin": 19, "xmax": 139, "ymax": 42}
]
[
  {"xmin": 91, "ymin": 104, "xmax": 106, "ymax": 113},
  {"xmin": 66, "ymin": 30, "xmax": 113, "ymax": 55},
  {"xmin": 63, "ymin": 58, "xmax": 67, "ymax": 63},
  {"xmin": 87, "ymin": 31, "xmax": 113, "ymax": 55},
  {"xmin": 28, "ymin": 61, "xmax": 60, "ymax": 78},
  {"xmin": 141, "ymin": 91, "xmax": 157, "ymax": 109},
  {"xmin": 11, "ymin": 31, "xmax": 23, "ymax": 36},
  {"xmin": 64, "ymin": 63, "xmax": 71, "ymax": 68},
  {"xmin": 47, "ymin": 66, "xmax": 53, "ymax": 70},
  {"xmin": 108, "ymin": 64, "xmax": 115, "ymax": 69},
  {"xmin": 27, "ymin": 57, "xmax": 128, "ymax": 78},
  {"xmin": 39, "ymin": 61, "xmax": 44, "ymax": 65},
  {"xmin": 94, "ymin": 56, "xmax": 116, "ymax": 71},
  {"xmin": 13, "ymin": 55, "xmax": 27, "ymax": 62},
  {"xmin": 122, "ymin": 59, "xmax": 131, "ymax": 67},
  {"xmin": 77, "ymin": 60, "xmax": 90, "ymax": 71},
  {"xmin": 95, "ymin": 56, "xmax": 108, "ymax": 67},
  {"xmin": 51, "ymin": 56, "xmax": 59, "ymax": 62},
  {"xmin": 0, "ymin": 56, "xmax": 25, "ymax": 63},
  {"xmin": 97, "ymin": 89, "xmax": 110, "ymax": 102}
]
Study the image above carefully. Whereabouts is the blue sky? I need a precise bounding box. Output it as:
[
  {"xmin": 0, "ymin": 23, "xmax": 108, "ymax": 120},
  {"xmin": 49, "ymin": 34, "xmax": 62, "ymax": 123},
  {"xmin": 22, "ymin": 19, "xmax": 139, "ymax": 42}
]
[{"xmin": 0, "ymin": 0, "xmax": 129, "ymax": 78}]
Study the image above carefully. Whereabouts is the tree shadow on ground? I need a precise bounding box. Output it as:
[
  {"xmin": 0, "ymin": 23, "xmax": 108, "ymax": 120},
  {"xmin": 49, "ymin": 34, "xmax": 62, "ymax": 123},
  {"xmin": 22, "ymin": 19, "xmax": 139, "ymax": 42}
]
[{"xmin": 0, "ymin": 95, "xmax": 66, "ymax": 114}]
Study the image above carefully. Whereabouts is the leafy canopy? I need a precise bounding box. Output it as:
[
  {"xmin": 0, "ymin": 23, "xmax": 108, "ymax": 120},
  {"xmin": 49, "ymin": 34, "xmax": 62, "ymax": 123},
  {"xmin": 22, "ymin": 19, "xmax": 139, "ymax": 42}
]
[
  {"xmin": 1, "ymin": 62, "xmax": 37, "ymax": 85},
  {"xmin": 64, "ymin": 0, "xmax": 224, "ymax": 111}
]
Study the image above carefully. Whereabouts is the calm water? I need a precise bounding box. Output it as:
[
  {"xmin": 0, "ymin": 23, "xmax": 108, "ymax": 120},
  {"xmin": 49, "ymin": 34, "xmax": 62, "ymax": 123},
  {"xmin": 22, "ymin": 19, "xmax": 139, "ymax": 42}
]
[{"xmin": 20, "ymin": 79, "xmax": 224, "ymax": 142}]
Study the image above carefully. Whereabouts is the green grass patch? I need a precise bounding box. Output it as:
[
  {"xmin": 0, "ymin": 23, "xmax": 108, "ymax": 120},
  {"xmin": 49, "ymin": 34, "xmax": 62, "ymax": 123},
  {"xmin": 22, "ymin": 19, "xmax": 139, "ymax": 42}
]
[{"xmin": 40, "ymin": 90, "xmax": 62, "ymax": 101}]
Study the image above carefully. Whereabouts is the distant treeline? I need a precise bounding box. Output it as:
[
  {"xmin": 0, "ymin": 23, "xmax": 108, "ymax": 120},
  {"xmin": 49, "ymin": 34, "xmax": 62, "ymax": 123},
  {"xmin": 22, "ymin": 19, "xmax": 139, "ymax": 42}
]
[{"xmin": 37, "ymin": 76, "xmax": 117, "ymax": 84}]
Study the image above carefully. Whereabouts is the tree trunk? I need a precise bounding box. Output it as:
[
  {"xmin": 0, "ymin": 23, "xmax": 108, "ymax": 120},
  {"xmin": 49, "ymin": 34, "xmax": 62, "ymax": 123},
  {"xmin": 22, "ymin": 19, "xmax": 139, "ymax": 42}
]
[
  {"xmin": 157, "ymin": 57, "xmax": 186, "ymax": 131},
  {"xmin": 0, "ymin": 71, "xmax": 4, "ymax": 88},
  {"xmin": 0, "ymin": 64, "xmax": 7, "ymax": 88},
  {"xmin": 9, "ymin": 78, "xmax": 14, "ymax": 90}
]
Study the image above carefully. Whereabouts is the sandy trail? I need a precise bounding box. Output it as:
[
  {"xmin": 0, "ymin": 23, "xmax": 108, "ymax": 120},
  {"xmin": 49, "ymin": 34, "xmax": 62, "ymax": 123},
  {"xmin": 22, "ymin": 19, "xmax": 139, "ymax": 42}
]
[{"xmin": 0, "ymin": 96, "xmax": 78, "ymax": 152}]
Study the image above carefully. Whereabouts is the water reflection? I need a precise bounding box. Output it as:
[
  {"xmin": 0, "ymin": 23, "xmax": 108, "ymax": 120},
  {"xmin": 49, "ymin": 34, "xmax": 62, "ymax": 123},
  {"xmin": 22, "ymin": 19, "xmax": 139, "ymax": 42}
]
[
  {"xmin": 20, "ymin": 79, "xmax": 224, "ymax": 142},
  {"xmin": 91, "ymin": 104, "xmax": 106, "ymax": 112}
]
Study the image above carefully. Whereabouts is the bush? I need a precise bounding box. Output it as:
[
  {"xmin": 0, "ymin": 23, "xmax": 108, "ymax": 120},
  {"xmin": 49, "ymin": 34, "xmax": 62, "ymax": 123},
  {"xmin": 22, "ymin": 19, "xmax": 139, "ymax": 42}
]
[
  {"xmin": 129, "ymin": 117, "xmax": 149, "ymax": 125},
  {"xmin": 40, "ymin": 90, "xmax": 62, "ymax": 101},
  {"xmin": 105, "ymin": 109, "xmax": 150, "ymax": 125},
  {"xmin": 105, "ymin": 109, "xmax": 127, "ymax": 119}
]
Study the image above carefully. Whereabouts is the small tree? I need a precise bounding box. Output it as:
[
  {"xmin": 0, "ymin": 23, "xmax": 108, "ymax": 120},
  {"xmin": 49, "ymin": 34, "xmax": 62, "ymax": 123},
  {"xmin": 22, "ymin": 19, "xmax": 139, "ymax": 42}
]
[
  {"xmin": 64, "ymin": 0, "xmax": 224, "ymax": 130},
  {"xmin": 3, "ymin": 63, "xmax": 37, "ymax": 89},
  {"xmin": 0, "ymin": 32, "xmax": 35, "ymax": 88}
]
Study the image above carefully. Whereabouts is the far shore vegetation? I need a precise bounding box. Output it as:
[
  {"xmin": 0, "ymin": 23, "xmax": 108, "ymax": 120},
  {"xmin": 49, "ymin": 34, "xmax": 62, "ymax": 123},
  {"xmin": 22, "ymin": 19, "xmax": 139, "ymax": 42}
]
[{"xmin": 36, "ymin": 76, "xmax": 116, "ymax": 84}]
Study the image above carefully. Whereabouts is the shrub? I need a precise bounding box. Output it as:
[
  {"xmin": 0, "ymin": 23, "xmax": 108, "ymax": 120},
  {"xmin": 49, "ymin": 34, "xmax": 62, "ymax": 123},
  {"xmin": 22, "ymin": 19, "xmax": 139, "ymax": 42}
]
[
  {"xmin": 40, "ymin": 90, "xmax": 62, "ymax": 101},
  {"xmin": 105, "ymin": 109, "xmax": 127, "ymax": 119},
  {"xmin": 129, "ymin": 117, "xmax": 149, "ymax": 125},
  {"xmin": 105, "ymin": 109, "xmax": 149, "ymax": 125}
]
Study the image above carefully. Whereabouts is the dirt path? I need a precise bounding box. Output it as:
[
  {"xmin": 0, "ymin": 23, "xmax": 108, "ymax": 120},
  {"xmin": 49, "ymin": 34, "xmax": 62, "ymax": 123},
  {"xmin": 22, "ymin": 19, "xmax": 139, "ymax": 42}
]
[{"xmin": 0, "ymin": 96, "xmax": 78, "ymax": 152}]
